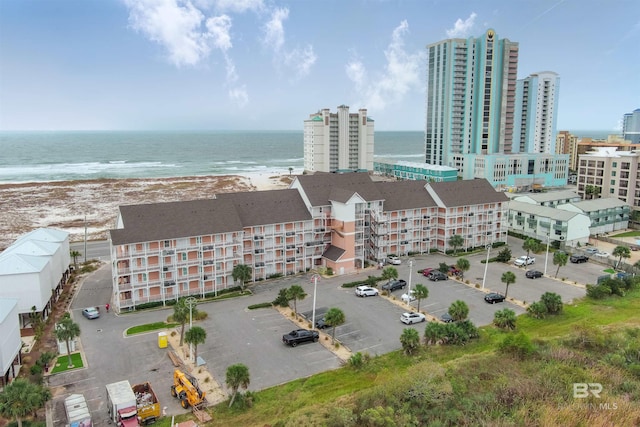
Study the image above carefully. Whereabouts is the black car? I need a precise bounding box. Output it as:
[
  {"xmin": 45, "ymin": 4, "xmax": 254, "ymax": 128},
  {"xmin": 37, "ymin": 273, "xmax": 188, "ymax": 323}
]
[
  {"xmin": 315, "ymin": 316, "xmax": 328, "ymax": 329},
  {"xmin": 525, "ymin": 270, "xmax": 543, "ymax": 279},
  {"xmin": 428, "ymin": 271, "xmax": 448, "ymax": 281},
  {"xmin": 382, "ymin": 279, "xmax": 407, "ymax": 291},
  {"xmin": 440, "ymin": 312, "xmax": 454, "ymax": 323},
  {"xmin": 570, "ymin": 254, "xmax": 589, "ymax": 263},
  {"xmin": 484, "ymin": 293, "xmax": 505, "ymax": 304}
]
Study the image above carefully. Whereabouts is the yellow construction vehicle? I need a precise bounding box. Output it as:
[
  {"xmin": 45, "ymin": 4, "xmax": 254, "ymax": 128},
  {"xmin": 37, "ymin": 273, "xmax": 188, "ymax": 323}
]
[{"xmin": 170, "ymin": 369, "xmax": 206, "ymax": 409}]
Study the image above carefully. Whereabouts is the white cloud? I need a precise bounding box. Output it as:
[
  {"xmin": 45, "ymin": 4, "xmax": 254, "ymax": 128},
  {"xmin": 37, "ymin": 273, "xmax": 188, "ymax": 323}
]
[
  {"xmin": 229, "ymin": 85, "xmax": 249, "ymax": 107},
  {"xmin": 346, "ymin": 20, "xmax": 423, "ymax": 111},
  {"xmin": 283, "ymin": 45, "xmax": 317, "ymax": 78},
  {"xmin": 125, "ymin": 0, "xmax": 212, "ymax": 67},
  {"xmin": 206, "ymin": 14, "xmax": 232, "ymax": 51},
  {"xmin": 213, "ymin": 0, "xmax": 264, "ymax": 13},
  {"xmin": 262, "ymin": 7, "xmax": 288, "ymax": 52},
  {"xmin": 446, "ymin": 12, "xmax": 477, "ymax": 38},
  {"xmin": 262, "ymin": 7, "xmax": 316, "ymax": 79}
]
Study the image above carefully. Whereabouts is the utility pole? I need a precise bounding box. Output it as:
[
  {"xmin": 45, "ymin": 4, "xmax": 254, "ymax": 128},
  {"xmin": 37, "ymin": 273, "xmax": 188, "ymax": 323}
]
[{"xmin": 84, "ymin": 215, "xmax": 87, "ymax": 263}]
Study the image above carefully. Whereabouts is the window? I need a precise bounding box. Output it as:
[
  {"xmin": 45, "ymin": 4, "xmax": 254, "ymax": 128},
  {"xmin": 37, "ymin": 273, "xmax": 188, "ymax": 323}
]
[
  {"xmin": 181, "ymin": 253, "xmax": 187, "ymax": 261},
  {"xmin": 611, "ymin": 180, "xmax": 616, "ymax": 185},
  {"xmin": 182, "ymin": 268, "xmax": 188, "ymax": 276}
]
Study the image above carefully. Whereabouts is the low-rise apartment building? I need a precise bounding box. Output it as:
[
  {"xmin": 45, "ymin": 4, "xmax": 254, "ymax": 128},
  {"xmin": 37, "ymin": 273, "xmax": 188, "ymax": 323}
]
[
  {"xmin": 109, "ymin": 174, "xmax": 509, "ymax": 312},
  {"xmin": 0, "ymin": 228, "xmax": 71, "ymax": 328},
  {"xmin": 508, "ymin": 200, "xmax": 591, "ymax": 247},
  {"xmin": 510, "ymin": 190, "xmax": 581, "ymax": 208},
  {"xmin": 557, "ymin": 198, "xmax": 630, "ymax": 236}
]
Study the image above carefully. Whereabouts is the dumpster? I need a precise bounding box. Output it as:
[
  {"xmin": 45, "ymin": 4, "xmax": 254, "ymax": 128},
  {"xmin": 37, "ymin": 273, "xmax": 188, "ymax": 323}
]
[{"xmin": 158, "ymin": 332, "xmax": 168, "ymax": 348}]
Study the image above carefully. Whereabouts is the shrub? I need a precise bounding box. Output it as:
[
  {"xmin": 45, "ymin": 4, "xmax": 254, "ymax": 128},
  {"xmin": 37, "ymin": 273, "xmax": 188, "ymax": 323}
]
[
  {"xmin": 30, "ymin": 364, "xmax": 43, "ymax": 375},
  {"xmin": 248, "ymin": 302, "xmax": 273, "ymax": 310},
  {"xmin": 348, "ymin": 352, "xmax": 366, "ymax": 369},
  {"xmin": 586, "ymin": 283, "xmax": 612, "ymax": 299},
  {"xmin": 540, "ymin": 292, "xmax": 563, "ymax": 314},
  {"xmin": 496, "ymin": 248, "xmax": 512, "ymax": 263},
  {"xmin": 272, "ymin": 288, "xmax": 290, "ymax": 307},
  {"xmin": 499, "ymin": 332, "xmax": 535, "ymax": 359},
  {"xmin": 527, "ymin": 301, "xmax": 547, "ymax": 319}
]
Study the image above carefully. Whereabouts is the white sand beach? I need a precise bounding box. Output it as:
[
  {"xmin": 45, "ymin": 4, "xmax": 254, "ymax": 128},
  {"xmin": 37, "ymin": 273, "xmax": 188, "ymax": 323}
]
[{"xmin": 0, "ymin": 172, "xmax": 294, "ymax": 250}]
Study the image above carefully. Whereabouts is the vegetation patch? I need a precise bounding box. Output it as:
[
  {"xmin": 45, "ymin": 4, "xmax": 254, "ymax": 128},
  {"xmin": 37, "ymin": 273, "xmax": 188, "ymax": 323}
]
[
  {"xmin": 50, "ymin": 352, "xmax": 83, "ymax": 373},
  {"xmin": 126, "ymin": 322, "xmax": 178, "ymax": 335}
]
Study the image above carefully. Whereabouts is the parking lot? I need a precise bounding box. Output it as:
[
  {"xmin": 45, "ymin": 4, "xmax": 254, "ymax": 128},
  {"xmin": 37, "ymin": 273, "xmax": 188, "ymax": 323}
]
[{"xmin": 50, "ymin": 237, "xmax": 622, "ymax": 424}]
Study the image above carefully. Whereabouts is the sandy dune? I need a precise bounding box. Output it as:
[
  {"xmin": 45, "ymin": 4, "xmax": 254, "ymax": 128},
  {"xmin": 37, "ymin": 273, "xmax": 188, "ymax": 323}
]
[{"xmin": 0, "ymin": 173, "xmax": 292, "ymax": 250}]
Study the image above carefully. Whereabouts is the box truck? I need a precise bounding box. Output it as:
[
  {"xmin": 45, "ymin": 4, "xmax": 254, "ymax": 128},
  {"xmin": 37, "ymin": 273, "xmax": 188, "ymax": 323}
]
[{"xmin": 105, "ymin": 380, "xmax": 139, "ymax": 427}]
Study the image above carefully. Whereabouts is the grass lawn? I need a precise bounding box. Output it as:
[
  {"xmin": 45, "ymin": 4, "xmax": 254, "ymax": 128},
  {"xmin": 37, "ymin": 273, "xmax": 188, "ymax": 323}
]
[
  {"xmin": 50, "ymin": 352, "xmax": 83, "ymax": 373},
  {"xmin": 126, "ymin": 322, "xmax": 178, "ymax": 336},
  {"xmin": 611, "ymin": 230, "xmax": 640, "ymax": 238}
]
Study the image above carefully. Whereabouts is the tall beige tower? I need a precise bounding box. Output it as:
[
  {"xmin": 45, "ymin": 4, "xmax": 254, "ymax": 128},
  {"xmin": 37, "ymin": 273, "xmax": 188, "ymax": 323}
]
[{"xmin": 303, "ymin": 105, "xmax": 374, "ymax": 173}]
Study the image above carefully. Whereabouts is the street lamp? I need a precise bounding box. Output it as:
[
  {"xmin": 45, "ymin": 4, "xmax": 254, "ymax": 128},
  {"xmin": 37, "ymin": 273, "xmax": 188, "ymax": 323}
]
[
  {"xmin": 482, "ymin": 244, "xmax": 491, "ymax": 290},
  {"xmin": 544, "ymin": 234, "xmax": 551, "ymax": 276},
  {"xmin": 408, "ymin": 259, "xmax": 413, "ymax": 301},
  {"xmin": 311, "ymin": 273, "xmax": 320, "ymax": 330},
  {"xmin": 185, "ymin": 297, "xmax": 197, "ymax": 363}
]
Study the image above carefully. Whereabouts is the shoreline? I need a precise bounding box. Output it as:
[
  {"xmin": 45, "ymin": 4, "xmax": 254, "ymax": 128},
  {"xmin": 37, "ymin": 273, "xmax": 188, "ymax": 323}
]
[{"xmin": 0, "ymin": 172, "xmax": 294, "ymax": 251}]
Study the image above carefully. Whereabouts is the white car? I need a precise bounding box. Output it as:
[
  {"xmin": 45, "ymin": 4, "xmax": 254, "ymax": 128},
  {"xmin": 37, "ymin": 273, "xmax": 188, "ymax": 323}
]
[
  {"xmin": 401, "ymin": 290, "xmax": 416, "ymax": 303},
  {"xmin": 355, "ymin": 285, "xmax": 379, "ymax": 297},
  {"xmin": 514, "ymin": 256, "xmax": 535, "ymax": 266},
  {"xmin": 386, "ymin": 256, "xmax": 401, "ymax": 265},
  {"xmin": 595, "ymin": 251, "xmax": 610, "ymax": 257},
  {"xmin": 400, "ymin": 312, "xmax": 426, "ymax": 324}
]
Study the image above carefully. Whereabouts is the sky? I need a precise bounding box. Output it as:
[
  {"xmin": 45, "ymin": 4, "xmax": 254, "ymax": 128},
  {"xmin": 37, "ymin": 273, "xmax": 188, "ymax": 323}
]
[{"xmin": 0, "ymin": 0, "xmax": 639, "ymax": 132}]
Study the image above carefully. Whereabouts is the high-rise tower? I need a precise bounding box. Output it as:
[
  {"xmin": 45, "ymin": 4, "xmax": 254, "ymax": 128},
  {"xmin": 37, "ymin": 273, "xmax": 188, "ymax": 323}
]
[
  {"xmin": 514, "ymin": 71, "xmax": 560, "ymax": 154},
  {"xmin": 623, "ymin": 108, "xmax": 640, "ymax": 144},
  {"xmin": 425, "ymin": 29, "xmax": 519, "ymax": 169},
  {"xmin": 303, "ymin": 105, "xmax": 374, "ymax": 173}
]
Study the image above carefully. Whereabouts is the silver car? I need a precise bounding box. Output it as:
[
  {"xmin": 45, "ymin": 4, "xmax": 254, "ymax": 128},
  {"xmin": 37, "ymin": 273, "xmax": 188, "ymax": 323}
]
[
  {"xmin": 82, "ymin": 307, "xmax": 100, "ymax": 319},
  {"xmin": 400, "ymin": 312, "xmax": 426, "ymax": 324},
  {"xmin": 355, "ymin": 286, "xmax": 379, "ymax": 297}
]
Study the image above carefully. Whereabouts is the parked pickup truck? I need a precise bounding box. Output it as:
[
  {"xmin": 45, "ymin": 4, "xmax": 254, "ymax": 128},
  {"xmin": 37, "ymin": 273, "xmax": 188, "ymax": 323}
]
[{"xmin": 282, "ymin": 329, "xmax": 319, "ymax": 347}]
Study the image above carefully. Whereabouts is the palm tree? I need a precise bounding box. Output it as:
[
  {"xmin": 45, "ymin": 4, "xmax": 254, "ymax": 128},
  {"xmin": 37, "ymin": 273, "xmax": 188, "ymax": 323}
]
[
  {"xmin": 0, "ymin": 378, "xmax": 51, "ymax": 427},
  {"xmin": 288, "ymin": 167, "xmax": 293, "ymax": 176},
  {"xmin": 493, "ymin": 308, "xmax": 516, "ymax": 330},
  {"xmin": 553, "ymin": 251, "xmax": 568, "ymax": 278},
  {"xmin": 448, "ymin": 300, "xmax": 469, "ymax": 322},
  {"xmin": 501, "ymin": 271, "xmax": 517, "ymax": 299},
  {"xmin": 286, "ymin": 285, "xmax": 307, "ymax": 319},
  {"xmin": 380, "ymin": 267, "xmax": 398, "ymax": 283},
  {"xmin": 324, "ymin": 307, "xmax": 346, "ymax": 344},
  {"xmin": 232, "ymin": 264, "xmax": 252, "ymax": 291},
  {"xmin": 184, "ymin": 326, "xmax": 206, "ymax": 361},
  {"xmin": 70, "ymin": 250, "xmax": 81, "ymax": 270},
  {"xmin": 448, "ymin": 234, "xmax": 464, "ymax": 255},
  {"xmin": 226, "ymin": 364, "xmax": 250, "ymax": 408},
  {"xmin": 522, "ymin": 238, "xmax": 538, "ymax": 260},
  {"xmin": 424, "ymin": 322, "xmax": 445, "ymax": 345},
  {"xmin": 399, "ymin": 328, "xmax": 420, "ymax": 355},
  {"xmin": 455, "ymin": 258, "xmax": 470, "ymax": 281},
  {"xmin": 612, "ymin": 245, "xmax": 631, "ymax": 269},
  {"xmin": 173, "ymin": 298, "xmax": 197, "ymax": 346},
  {"xmin": 413, "ymin": 284, "xmax": 429, "ymax": 312},
  {"xmin": 54, "ymin": 313, "xmax": 80, "ymax": 368}
]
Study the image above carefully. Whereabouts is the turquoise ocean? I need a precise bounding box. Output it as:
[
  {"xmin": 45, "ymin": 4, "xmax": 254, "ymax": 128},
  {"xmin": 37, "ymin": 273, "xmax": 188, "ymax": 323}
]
[{"xmin": 0, "ymin": 130, "xmax": 612, "ymax": 183}]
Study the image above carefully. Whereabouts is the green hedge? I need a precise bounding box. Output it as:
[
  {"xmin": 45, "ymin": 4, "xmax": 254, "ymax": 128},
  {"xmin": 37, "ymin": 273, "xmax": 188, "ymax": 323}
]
[{"xmin": 248, "ymin": 302, "xmax": 273, "ymax": 310}]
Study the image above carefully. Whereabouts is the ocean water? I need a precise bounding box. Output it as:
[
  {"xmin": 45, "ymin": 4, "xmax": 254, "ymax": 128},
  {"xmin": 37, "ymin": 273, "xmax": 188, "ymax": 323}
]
[
  {"xmin": 0, "ymin": 129, "xmax": 613, "ymax": 183},
  {"xmin": 0, "ymin": 130, "xmax": 425, "ymax": 183}
]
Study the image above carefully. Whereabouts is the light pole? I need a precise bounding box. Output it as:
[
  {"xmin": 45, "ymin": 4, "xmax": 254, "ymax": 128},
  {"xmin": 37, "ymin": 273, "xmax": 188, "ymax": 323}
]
[
  {"xmin": 185, "ymin": 297, "xmax": 197, "ymax": 363},
  {"xmin": 544, "ymin": 234, "xmax": 551, "ymax": 276},
  {"xmin": 311, "ymin": 274, "xmax": 320, "ymax": 330},
  {"xmin": 408, "ymin": 259, "xmax": 413, "ymax": 302},
  {"xmin": 482, "ymin": 244, "xmax": 491, "ymax": 290}
]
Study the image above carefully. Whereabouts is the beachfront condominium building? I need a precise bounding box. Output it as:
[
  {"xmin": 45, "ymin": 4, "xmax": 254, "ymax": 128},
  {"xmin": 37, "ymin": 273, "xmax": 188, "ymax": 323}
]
[
  {"xmin": 623, "ymin": 108, "xmax": 640, "ymax": 144},
  {"xmin": 303, "ymin": 105, "xmax": 374, "ymax": 173},
  {"xmin": 109, "ymin": 174, "xmax": 509, "ymax": 313},
  {"xmin": 425, "ymin": 29, "xmax": 519, "ymax": 168},
  {"xmin": 514, "ymin": 71, "xmax": 560, "ymax": 154},
  {"xmin": 425, "ymin": 29, "xmax": 568, "ymax": 189},
  {"xmin": 577, "ymin": 147, "xmax": 640, "ymax": 210}
]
